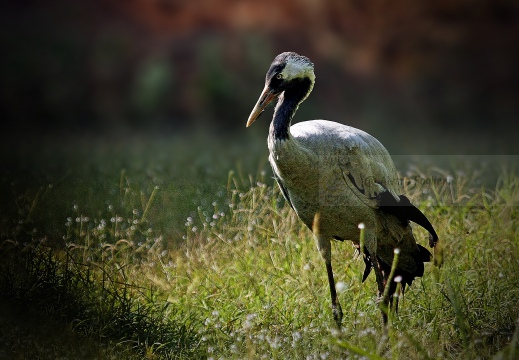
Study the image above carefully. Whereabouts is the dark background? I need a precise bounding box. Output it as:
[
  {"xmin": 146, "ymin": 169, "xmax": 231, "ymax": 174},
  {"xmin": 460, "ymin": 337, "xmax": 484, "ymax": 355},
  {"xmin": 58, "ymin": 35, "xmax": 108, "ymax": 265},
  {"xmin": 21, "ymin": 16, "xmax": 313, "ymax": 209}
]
[{"xmin": 1, "ymin": 0, "xmax": 518, "ymax": 155}]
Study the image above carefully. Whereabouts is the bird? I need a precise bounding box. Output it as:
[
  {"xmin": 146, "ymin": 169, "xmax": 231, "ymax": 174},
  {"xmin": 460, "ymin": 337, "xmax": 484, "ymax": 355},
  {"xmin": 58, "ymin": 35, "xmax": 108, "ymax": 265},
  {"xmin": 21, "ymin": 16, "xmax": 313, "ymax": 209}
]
[{"xmin": 246, "ymin": 52, "xmax": 439, "ymax": 327}]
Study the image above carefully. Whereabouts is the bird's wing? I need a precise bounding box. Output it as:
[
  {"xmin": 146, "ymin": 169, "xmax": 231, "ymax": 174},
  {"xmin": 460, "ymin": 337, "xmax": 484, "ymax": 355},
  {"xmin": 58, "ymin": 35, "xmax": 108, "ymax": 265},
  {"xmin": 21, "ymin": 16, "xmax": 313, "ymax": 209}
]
[
  {"xmin": 340, "ymin": 150, "xmax": 440, "ymax": 248},
  {"xmin": 338, "ymin": 147, "xmax": 400, "ymax": 209},
  {"xmin": 333, "ymin": 132, "xmax": 439, "ymax": 248},
  {"xmin": 291, "ymin": 120, "xmax": 401, "ymax": 209},
  {"xmin": 289, "ymin": 120, "xmax": 438, "ymax": 247}
]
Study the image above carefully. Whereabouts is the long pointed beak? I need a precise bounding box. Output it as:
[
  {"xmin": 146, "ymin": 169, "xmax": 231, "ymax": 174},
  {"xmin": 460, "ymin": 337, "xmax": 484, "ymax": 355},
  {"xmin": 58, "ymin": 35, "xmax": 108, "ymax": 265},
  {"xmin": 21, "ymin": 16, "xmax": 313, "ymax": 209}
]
[{"xmin": 246, "ymin": 85, "xmax": 277, "ymax": 127}]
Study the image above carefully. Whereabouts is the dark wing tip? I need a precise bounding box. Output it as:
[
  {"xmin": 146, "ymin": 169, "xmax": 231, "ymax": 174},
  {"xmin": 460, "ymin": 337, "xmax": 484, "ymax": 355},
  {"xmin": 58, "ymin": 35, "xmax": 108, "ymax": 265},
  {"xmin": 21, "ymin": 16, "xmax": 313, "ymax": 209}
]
[
  {"xmin": 378, "ymin": 192, "xmax": 439, "ymax": 248},
  {"xmin": 429, "ymin": 233, "xmax": 439, "ymax": 248}
]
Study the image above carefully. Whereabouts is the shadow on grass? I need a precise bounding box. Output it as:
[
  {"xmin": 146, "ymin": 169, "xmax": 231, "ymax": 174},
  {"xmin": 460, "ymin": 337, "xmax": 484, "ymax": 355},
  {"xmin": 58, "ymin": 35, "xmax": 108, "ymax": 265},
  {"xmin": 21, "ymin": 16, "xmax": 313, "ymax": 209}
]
[{"xmin": 0, "ymin": 238, "xmax": 204, "ymax": 359}]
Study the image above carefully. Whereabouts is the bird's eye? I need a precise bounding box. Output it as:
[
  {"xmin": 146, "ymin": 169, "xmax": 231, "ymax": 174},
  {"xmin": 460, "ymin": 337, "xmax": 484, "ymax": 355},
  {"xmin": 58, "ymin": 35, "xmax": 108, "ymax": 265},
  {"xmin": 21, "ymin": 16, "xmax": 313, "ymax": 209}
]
[{"xmin": 276, "ymin": 73, "xmax": 283, "ymax": 80}]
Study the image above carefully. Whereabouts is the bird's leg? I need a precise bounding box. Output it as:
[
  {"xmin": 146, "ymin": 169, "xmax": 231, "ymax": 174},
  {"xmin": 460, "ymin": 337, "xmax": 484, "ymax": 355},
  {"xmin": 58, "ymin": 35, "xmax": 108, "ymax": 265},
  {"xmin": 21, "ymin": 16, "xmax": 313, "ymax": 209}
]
[
  {"xmin": 363, "ymin": 232, "xmax": 390, "ymax": 326},
  {"xmin": 313, "ymin": 227, "xmax": 343, "ymax": 327},
  {"xmin": 325, "ymin": 260, "xmax": 343, "ymax": 327},
  {"xmin": 370, "ymin": 255, "xmax": 389, "ymax": 326}
]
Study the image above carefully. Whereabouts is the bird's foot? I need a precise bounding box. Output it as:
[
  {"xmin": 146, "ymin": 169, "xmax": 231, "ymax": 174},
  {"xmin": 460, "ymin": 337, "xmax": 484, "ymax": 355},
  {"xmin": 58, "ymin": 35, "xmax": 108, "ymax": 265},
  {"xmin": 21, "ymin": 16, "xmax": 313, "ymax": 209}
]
[
  {"xmin": 380, "ymin": 308, "xmax": 388, "ymax": 327},
  {"xmin": 332, "ymin": 302, "xmax": 343, "ymax": 328}
]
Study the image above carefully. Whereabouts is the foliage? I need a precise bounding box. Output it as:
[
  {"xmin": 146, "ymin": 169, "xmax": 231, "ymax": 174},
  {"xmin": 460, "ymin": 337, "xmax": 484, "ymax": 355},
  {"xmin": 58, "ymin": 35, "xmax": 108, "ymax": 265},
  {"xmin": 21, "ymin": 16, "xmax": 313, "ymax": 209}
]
[
  {"xmin": 0, "ymin": 189, "xmax": 203, "ymax": 359},
  {"xmin": 1, "ymin": 151, "xmax": 518, "ymax": 358}
]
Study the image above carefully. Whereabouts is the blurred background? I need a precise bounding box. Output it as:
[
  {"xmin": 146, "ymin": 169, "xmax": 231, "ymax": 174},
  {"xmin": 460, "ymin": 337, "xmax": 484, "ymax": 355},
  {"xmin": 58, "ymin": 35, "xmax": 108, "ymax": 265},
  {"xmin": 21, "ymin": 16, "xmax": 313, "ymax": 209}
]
[
  {"xmin": 1, "ymin": 2, "xmax": 518, "ymax": 355},
  {"xmin": 1, "ymin": 0, "xmax": 518, "ymax": 155}
]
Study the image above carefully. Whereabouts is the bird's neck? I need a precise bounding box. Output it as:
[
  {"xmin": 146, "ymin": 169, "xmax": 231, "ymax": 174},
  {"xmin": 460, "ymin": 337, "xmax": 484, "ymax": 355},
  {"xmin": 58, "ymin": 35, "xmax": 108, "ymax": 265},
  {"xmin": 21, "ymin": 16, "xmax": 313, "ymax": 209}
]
[
  {"xmin": 270, "ymin": 93, "xmax": 298, "ymax": 141},
  {"xmin": 269, "ymin": 77, "xmax": 314, "ymax": 142}
]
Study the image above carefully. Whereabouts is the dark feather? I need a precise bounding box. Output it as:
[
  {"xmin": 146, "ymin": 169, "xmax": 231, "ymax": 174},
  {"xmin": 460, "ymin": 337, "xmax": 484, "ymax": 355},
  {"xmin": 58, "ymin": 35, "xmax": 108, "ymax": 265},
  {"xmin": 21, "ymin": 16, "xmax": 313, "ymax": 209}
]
[{"xmin": 378, "ymin": 191, "xmax": 439, "ymax": 248}]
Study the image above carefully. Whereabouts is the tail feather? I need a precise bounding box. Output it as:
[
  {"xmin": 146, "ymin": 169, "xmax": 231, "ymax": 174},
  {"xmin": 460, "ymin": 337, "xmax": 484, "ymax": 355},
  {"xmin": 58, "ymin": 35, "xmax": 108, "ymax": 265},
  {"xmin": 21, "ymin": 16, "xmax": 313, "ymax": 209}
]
[
  {"xmin": 399, "ymin": 243, "xmax": 431, "ymax": 286},
  {"xmin": 361, "ymin": 250, "xmax": 372, "ymax": 282},
  {"xmin": 358, "ymin": 190, "xmax": 439, "ymax": 313},
  {"xmin": 360, "ymin": 243, "xmax": 431, "ymax": 285},
  {"xmin": 360, "ymin": 242, "xmax": 431, "ymax": 313}
]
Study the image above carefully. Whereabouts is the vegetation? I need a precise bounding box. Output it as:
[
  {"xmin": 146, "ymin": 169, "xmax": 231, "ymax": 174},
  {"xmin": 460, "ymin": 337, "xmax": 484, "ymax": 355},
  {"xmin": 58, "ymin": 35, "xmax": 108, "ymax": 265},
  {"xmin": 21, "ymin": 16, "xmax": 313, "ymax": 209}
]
[{"xmin": 0, "ymin": 136, "xmax": 518, "ymax": 359}]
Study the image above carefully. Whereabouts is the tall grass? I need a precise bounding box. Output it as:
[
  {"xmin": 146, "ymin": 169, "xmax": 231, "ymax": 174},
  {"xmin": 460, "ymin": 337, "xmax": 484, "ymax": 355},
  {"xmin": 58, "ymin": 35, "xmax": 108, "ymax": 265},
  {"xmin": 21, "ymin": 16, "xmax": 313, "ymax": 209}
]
[{"xmin": 1, "ymin": 147, "xmax": 518, "ymax": 358}]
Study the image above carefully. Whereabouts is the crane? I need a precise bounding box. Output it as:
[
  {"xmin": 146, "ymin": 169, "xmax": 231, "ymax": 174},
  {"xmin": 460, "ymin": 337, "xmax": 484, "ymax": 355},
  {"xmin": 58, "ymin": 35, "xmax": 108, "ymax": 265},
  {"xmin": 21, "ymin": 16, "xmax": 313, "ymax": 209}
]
[{"xmin": 246, "ymin": 52, "xmax": 439, "ymax": 327}]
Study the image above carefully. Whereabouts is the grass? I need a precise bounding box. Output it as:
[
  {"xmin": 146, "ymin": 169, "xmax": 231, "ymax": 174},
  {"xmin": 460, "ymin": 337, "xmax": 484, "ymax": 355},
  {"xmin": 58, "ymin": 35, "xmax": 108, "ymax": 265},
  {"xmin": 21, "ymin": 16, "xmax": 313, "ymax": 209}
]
[{"xmin": 0, "ymin": 134, "xmax": 518, "ymax": 359}]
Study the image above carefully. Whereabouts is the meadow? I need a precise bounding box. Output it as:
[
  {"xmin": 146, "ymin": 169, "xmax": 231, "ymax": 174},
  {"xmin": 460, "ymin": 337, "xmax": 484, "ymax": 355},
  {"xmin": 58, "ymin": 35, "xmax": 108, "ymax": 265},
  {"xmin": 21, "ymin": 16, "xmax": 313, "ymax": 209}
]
[{"xmin": 0, "ymin": 133, "xmax": 518, "ymax": 359}]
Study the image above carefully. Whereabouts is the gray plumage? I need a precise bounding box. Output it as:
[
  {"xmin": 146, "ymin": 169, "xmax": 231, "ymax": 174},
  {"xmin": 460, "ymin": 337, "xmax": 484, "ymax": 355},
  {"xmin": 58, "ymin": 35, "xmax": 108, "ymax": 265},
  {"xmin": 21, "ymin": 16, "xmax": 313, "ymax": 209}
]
[{"xmin": 247, "ymin": 52, "xmax": 439, "ymax": 327}]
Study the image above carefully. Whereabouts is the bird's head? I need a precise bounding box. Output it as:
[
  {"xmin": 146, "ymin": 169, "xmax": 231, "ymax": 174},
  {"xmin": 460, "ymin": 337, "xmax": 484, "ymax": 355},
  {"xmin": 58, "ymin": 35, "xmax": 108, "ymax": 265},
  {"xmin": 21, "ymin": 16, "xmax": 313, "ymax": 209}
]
[{"xmin": 246, "ymin": 52, "xmax": 315, "ymax": 127}]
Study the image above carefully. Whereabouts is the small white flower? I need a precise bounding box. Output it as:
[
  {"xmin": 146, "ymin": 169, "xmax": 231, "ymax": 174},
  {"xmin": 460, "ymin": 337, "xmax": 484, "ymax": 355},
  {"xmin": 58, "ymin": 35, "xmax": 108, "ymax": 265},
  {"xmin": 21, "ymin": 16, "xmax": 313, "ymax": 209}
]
[
  {"xmin": 292, "ymin": 331, "xmax": 302, "ymax": 342},
  {"xmin": 336, "ymin": 282, "xmax": 347, "ymax": 293}
]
